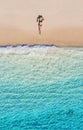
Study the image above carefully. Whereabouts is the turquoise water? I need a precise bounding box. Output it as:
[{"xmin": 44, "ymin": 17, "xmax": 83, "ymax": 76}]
[{"xmin": 0, "ymin": 46, "xmax": 83, "ymax": 130}]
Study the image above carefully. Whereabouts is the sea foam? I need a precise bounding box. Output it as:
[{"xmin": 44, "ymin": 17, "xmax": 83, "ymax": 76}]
[{"xmin": 0, "ymin": 45, "xmax": 83, "ymax": 55}]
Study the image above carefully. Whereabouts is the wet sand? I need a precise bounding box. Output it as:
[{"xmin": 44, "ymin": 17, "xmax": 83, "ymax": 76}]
[{"xmin": 0, "ymin": 26, "xmax": 83, "ymax": 47}]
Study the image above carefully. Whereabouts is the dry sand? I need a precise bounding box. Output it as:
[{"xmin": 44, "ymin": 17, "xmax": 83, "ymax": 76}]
[{"xmin": 0, "ymin": 0, "xmax": 83, "ymax": 46}]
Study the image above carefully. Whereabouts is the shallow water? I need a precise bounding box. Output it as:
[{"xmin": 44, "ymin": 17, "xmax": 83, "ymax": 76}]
[{"xmin": 0, "ymin": 46, "xmax": 83, "ymax": 130}]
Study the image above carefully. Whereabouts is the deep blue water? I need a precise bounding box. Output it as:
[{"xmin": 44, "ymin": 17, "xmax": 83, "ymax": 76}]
[{"xmin": 0, "ymin": 46, "xmax": 83, "ymax": 130}]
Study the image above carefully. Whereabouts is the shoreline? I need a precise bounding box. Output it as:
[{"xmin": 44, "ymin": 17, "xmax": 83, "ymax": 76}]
[
  {"xmin": 0, "ymin": 26, "xmax": 83, "ymax": 47},
  {"xmin": 0, "ymin": 44, "xmax": 83, "ymax": 48}
]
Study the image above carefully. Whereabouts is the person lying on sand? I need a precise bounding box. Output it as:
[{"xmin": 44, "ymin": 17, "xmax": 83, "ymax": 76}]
[{"xmin": 37, "ymin": 15, "xmax": 44, "ymax": 35}]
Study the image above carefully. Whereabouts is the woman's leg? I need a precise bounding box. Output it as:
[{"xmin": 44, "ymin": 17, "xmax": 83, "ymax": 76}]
[{"xmin": 38, "ymin": 23, "xmax": 42, "ymax": 35}]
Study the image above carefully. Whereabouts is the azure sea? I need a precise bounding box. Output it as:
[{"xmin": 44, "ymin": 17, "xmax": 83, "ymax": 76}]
[{"xmin": 0, "ymin": 46, "xmax": 83, "ymax": 130}]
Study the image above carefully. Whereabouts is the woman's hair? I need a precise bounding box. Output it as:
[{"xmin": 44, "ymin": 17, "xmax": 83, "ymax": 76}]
[{"xmin": 37, "ymin": 15, "xmax": 44, "ymax": 22}]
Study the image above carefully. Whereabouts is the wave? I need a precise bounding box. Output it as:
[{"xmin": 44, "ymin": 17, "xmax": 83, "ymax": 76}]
[{"xmin": 0, "ymin": 44, "xmax": 83, "ymax": 55}]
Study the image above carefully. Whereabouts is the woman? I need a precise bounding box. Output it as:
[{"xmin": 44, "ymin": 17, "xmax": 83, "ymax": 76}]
[{"xmin": 37, "ymin": 15, "xmax": 44, "ymax": 35}]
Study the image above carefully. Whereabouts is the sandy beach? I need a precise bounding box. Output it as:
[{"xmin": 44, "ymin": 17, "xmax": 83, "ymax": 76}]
[{"xmin": 0, "ymin": 0, "xmax": 83, "ymax": 46}]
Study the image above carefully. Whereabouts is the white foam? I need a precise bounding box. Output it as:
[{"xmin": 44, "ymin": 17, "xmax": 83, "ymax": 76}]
[
  {"xmin": 0, "ymin": 45, "xmax": 83, "ymax": 56},
  {"xmin": 0, "ymin": 45, "xmax": 55, "ymax": 54}
]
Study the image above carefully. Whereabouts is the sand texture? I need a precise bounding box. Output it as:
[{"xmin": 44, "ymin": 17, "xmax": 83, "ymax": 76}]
[{"xmin": 0, "ymin": 0, "xmax": 83, "ymax": 46}]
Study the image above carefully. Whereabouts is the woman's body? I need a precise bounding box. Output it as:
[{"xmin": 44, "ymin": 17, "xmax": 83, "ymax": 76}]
[{"xmin": 37, "ymin": 15, "xmax": 44, "ymax": 35}]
